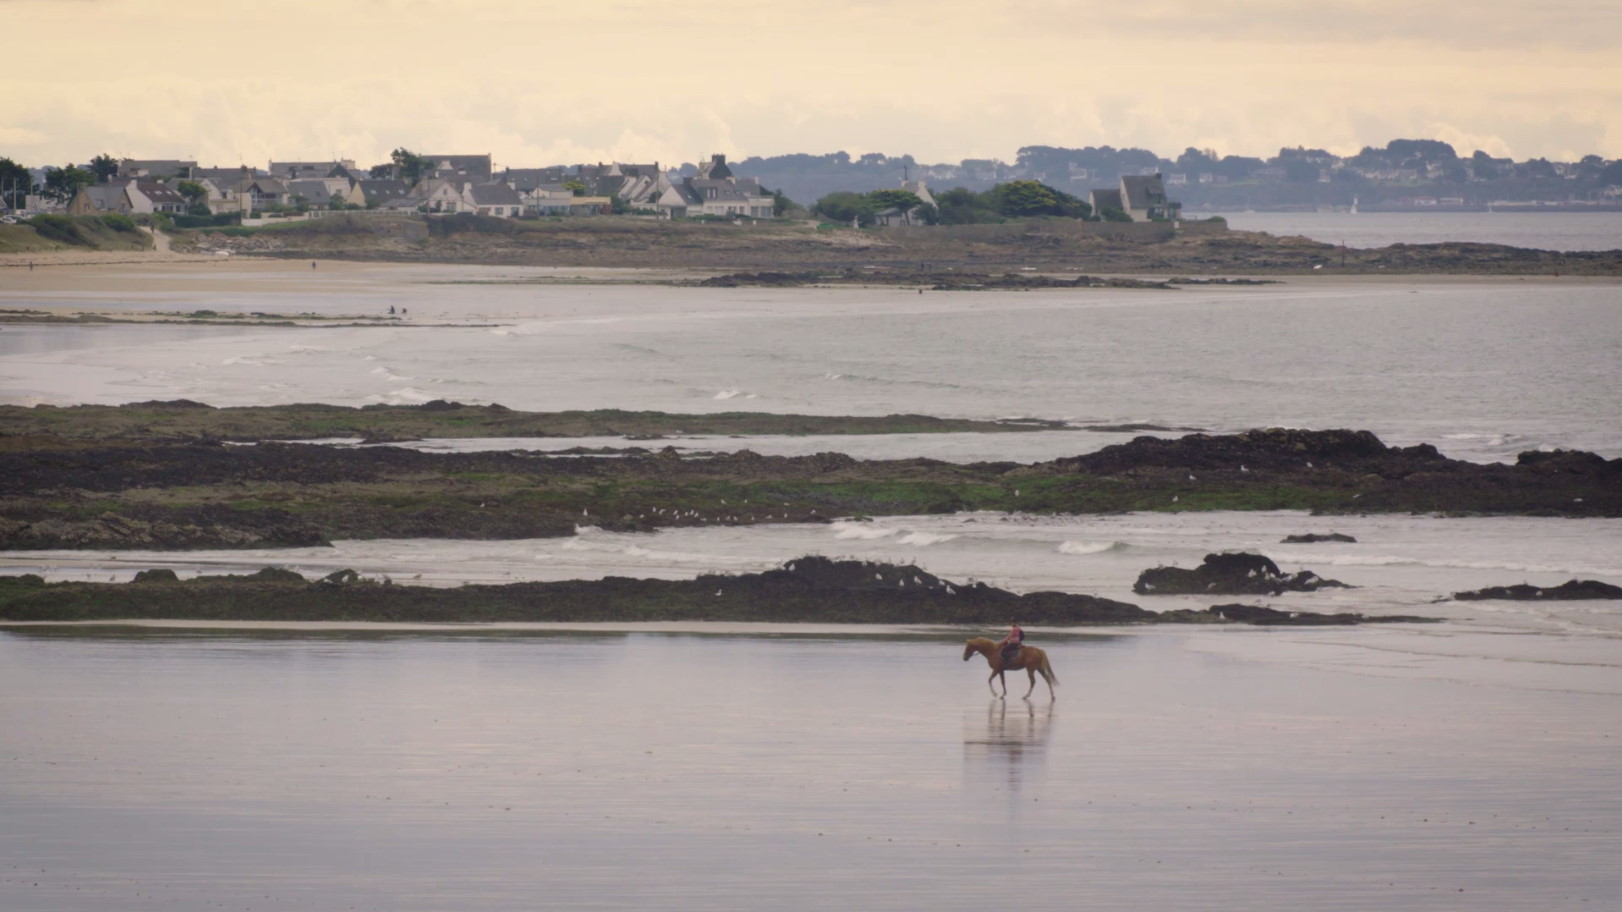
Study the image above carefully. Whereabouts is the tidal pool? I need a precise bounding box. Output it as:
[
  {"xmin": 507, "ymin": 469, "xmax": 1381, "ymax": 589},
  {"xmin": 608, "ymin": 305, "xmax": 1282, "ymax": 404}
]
[{"xmin": 2, "ymin": 627, "xmax": 1617, "ymax": 911}]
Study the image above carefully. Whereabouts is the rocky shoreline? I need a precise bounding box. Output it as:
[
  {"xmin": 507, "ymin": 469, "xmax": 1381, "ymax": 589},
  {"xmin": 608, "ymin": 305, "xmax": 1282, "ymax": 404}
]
[
  {"xmin": 160, "ymin": 216, "xmax": 1622, "ymax": 276},
  {"xmin": 0, "ymin": 556, "xmax": 1433, "ymax": 626}
]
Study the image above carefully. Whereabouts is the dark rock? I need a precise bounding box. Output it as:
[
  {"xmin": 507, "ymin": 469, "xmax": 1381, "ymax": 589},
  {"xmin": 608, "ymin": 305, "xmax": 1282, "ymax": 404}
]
[
  {"xmin": 1453, "ymin": 579, "xmax": 1622, "ymax": 601},
  {"xmin": 1206, "ymin": 603, "xmax": 1433, "ymax": 625},
  {"xmin": 1515, "ymin": 450, "xmax": 1612, "ymax": 474},
  {"xmin": 1282, "ymin": 533, "xmax": 1357, "ymax": 543},
  {"xmin": 248, "ymin": 567, "xmax": 306, "ymax": 583},
  {"xmin": 320, "ymin": 569, "xmax": 362, "ymax": 586},
  {"xmin": 133, "ymin": 568, "xmax": 180, "ymax": 583},
  {"xmin": 1134, "ymin": 552, "xmax": 1349, "ymax": 595},
  {"xmin": 1060, "ymin": 428, "xmax": 1395, "ymax": 474},
  {"xmin": 130, "ymin": 399, "xmax": 214, "ymax": 409}
]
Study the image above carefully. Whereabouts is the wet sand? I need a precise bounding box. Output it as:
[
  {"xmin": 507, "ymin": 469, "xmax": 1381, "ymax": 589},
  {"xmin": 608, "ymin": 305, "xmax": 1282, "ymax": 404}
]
[{"xmin": 1, "ymin": 626, "xmax": 1617, "ymax": 911}]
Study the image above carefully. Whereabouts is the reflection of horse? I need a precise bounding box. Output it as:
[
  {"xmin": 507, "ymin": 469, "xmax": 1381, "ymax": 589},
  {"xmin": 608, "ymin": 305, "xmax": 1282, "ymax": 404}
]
[{"xmin": 962, "ymin": 637, "xmax": 1059, "ymax": 700}]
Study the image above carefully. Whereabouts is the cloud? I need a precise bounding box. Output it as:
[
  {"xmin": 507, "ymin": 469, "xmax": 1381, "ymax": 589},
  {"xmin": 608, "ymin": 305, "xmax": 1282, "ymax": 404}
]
[{"xmin": 1, "ymin": 0, "xmax": 1618, "ymax": 167}]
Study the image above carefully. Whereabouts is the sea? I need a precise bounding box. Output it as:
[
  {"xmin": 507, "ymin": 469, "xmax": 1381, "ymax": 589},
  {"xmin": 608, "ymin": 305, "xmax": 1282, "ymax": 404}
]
[
  {"xmin": 1220, "ymin": 210, "xmax": 1622, "ymax": 251},
  {"xmin": 1, "ymin": 226, "xmax": 1620, "ymax": 910}
]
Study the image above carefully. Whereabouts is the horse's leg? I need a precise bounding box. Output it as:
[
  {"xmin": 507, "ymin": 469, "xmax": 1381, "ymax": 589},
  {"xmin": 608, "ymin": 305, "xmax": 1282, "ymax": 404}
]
[
  {"xmin": 987, "ymin": 669, "xmax": 1001, "ymax": 697},
  {"xmin": 1023, "ymin": 667, "xmax": 1037, "ymax": 700}
]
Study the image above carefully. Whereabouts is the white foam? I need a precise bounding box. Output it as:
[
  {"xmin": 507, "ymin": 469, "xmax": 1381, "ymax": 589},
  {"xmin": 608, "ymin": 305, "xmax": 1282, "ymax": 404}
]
[
  {"xmin": 1058, "ymin": 540, "xmax": 1127, "ymax": 556},
  {"xmin": 897, "ymin": 531, "xmax": 959, "ymax": 547},
  {"xmin": 832, "ymin": 522, "xmax": 898, "ymax": 541}
]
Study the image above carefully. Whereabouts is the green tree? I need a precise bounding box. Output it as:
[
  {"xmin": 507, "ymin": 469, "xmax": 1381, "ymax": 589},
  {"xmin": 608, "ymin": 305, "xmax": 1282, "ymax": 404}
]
[
  {"xmin": 1100, "ymin": 205, "xmax": 1132, "ymax": 222},
  {"xmin": 41, "ymin": 165, "xmax": 95, "ymax": 203},
  {"xmin": 0, "ymin": 156, "xmax": 31, "ymax": 209},
  {"xmin": 767, "ymin": 187, "xmax": 796, "ymax": 217},
  {"xmin": 811, "ymin": 191, "xmax": 874, "ymax": 226},
  {"xmin": 562, "ymin": 179, "xmax": 588, "ymax": 196},
  {"xmin": 390, "ymin": 148, "xmax": 433, "ymax": 185},
  {"xmin": 988, "ymin": 180, "xmax": 1062, "ymax": 217},
  {"xmin": 934, "ymin": 187, "xmax": 1000, "ymax": 225},
  {"xmin": 175, "ymin": 179, "xmax": 211, "ymax": 216},
  {"xmin": 88, "ymin": 154, "xmax": 120, "ymax": 182},
  {"xmin": 865, "ymin": 189, "xmax": 923, "ymax": 213}
]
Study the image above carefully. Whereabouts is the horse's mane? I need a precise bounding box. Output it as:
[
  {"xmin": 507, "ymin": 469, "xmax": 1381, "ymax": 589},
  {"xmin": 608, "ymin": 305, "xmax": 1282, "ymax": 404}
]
[{"xmin": 965, "ymin": 637, "xmax": 998, "ymax": 649}]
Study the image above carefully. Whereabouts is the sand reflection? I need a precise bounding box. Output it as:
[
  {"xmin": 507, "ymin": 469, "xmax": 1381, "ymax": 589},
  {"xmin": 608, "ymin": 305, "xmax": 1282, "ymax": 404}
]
[{"xmin": 963, "ymin": 699, "xmax": 1054, "ymax": 795}]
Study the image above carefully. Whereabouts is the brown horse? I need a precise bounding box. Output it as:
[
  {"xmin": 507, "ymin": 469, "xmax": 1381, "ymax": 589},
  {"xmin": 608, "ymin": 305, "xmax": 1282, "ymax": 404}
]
[{"xmin": 962, "ymin": 637, "xmax": 1059, "ymax": 700}]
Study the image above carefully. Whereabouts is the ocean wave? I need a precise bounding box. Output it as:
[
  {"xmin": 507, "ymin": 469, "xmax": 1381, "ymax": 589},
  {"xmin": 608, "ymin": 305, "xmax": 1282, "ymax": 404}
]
[
  {"xmin": 1272, "ymin": 551, "xmax": 1621, "ymax": 576},
  {"xmin": 1057, "ymin": 540, "xmax": 1129, "ymax": 556},
  {"xmin": 832, "ymin": 522, "xmax": 898, "ymax": 541},
  {"xmin": 897, "ymin": 531, "xmax": 959, "ymax": 546},
  {"xmin": 364, "ymin": 387, "xmax": 436, "ymax": 405}
]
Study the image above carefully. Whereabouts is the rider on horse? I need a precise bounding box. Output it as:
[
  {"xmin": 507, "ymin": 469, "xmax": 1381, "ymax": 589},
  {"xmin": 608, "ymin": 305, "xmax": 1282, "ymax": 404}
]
[{"xmin": 997, "ymin": 621, "xmax": 1024, "ymax": 666}]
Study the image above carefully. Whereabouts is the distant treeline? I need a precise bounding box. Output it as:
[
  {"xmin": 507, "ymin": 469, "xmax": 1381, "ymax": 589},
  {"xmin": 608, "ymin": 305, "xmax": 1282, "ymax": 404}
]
[
  {"xmin": 811, "ymin": 181, "xmax": 1114, "ymax": 226},
  {"xmin": 733, "ymin": 141, "xmax": 1622, "ymax": 211}
]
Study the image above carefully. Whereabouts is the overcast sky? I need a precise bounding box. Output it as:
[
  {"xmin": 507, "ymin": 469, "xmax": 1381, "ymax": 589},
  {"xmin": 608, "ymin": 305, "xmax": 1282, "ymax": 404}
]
[{"xmin": 5, "ymin": 0, "xmax": 1619, "ymax": 170}]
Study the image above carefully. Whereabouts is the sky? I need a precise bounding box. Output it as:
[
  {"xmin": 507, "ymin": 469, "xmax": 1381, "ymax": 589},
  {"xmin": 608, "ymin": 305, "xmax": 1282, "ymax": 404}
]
[{"xmin": 4, "ymin": 0, "xmax": 1619, "ymax": 171}]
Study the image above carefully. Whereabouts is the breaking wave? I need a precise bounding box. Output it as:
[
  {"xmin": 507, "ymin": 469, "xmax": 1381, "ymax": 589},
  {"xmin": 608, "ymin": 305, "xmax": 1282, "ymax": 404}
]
[{"xmin": 1057, "ymin": 540, "xmax": 1130, "ymax": 556}]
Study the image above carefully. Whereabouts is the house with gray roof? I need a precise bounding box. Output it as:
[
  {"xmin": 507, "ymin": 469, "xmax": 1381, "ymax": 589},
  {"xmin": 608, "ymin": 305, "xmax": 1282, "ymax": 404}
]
[
  {"xmin": 286, "ymin": 178, "xmax": 362, "ymax": 209},
  {"xmin": 67, "ymin": 180, "xmax": 187, "ymax": 215},
  {"xmin": 269, "ymin": 160, "xmax": 357, "ymax": 181},
  {"xmin": 423, "ymin": 154, "xmax": 493, "ymax": 181},
  {"xmin": 358, "ymin": 179, "xmax": 412, "ymax": 208},
  {"xmin": 1088, "ymin": 187, "xmax": 1125, "ymax": 219},
  {"xmin": 67, "ymin": 184, "xmax": 133, "ymax": 215},
  {"xmin": 1118, "ymin": 173, "xmax": 1180, "ymax": 221},
  {"xmin": 467, "ymin": 182, "xmax": 523, "ymax": 217},
  {"xmin": 118, "ymin": 159, "xmax": 196, "ymax": 180}
]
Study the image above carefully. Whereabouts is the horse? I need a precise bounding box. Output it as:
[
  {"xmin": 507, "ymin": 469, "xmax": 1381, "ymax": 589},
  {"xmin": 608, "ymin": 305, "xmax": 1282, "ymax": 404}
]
[{"xmin": 962, "ymin": 637, "xmax": 1059, "ymax": 701}]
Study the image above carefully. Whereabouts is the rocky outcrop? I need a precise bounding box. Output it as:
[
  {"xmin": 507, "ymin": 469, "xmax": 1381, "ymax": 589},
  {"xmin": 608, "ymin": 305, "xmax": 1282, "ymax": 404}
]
[
  {"xmin": 1133, "ymin": 552, "xmax": 1349, "ymax": 596},
  {"xmin": 0, "ymin": 510, "xmax": 327, "ymax": 550},
  {"xmin": 1282, "ymin": 533, "xmax": 1357, "ymax": 543},
  {"xmin": 1199, "ymin": 603, "xmax": 1432, "ymax": 625},
  {"xmin": 1053, "ymin": 428, "xmax": 1440, "ymax": 475},
  {"xmin": 0, "ymin": 556, "xmax": 1412, "ymax": 626},
  {"xmin": 1452, "ymin": 580, "xmax": 1622, "ymax": 601}
]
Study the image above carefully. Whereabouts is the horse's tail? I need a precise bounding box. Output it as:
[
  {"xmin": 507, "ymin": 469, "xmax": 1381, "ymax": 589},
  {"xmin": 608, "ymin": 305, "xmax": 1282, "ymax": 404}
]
[{"xmin": 1043, "ymin": 653, "xmax": 1059, "ymax": 687}]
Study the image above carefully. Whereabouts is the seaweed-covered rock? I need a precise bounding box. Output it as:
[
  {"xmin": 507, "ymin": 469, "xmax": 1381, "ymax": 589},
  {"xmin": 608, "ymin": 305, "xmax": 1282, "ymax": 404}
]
[
  {"xmin": 1453, "ymin": 580, "xmax": 1622, "ymax": 601},
  {"xmin": 133, "ymin": 568, "xmax": 180, "ymax": 583},
  {"xmin": 1133, "ymin": 552, "xmax": 1349, "ymax": 596}
]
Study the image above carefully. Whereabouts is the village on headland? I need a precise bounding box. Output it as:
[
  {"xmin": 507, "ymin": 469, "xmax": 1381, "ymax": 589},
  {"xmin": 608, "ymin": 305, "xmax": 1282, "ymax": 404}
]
[
  {"xmin": 3, "ymin": 140, "xmax": 1620, "ymax": 276},
  {"xmin": 2, "ymin": 149, "xmax": 1187, "ymax": 228},
  {"xmin": 5, "ymin": 137, "xmax": 1621, "ymax": 229}
]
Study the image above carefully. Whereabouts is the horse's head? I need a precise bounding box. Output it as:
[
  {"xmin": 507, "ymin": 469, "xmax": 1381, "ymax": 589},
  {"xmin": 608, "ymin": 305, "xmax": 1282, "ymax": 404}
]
[{"xmin": 963, "ymin": 638, "xmax": 987, "ymax": 661}]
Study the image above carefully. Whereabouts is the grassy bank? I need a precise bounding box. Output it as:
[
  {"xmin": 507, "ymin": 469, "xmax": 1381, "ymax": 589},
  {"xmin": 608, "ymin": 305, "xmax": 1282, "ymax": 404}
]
[{"xmin": 0, "ymin": 401, "xmax": 1074, "ymax": 442}]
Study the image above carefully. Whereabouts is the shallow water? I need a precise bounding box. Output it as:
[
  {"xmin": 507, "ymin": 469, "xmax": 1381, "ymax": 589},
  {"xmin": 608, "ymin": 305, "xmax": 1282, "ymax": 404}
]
[
  {"xmin": 9, "ymin": 510, "xmax": 1621, "ymax": 699},
  {"xmin": 1220, "ymin": 210, "xmax": 1622, "ymax": 251},
  {"xmin": 1, "ymin": 628, "xmax": 1618, "ymax": 912},
  {"xmin": 4, "ymin": 278, "xmax": 1621, "ymax": 459}
]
